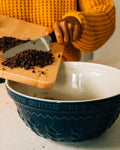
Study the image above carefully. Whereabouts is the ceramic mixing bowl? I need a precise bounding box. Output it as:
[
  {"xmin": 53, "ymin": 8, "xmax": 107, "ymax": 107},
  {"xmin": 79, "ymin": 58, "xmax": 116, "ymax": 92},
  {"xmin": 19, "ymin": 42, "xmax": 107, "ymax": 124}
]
[{"xmin": 5, "ymin": 62, "xmax": 120, "ymax": 142}]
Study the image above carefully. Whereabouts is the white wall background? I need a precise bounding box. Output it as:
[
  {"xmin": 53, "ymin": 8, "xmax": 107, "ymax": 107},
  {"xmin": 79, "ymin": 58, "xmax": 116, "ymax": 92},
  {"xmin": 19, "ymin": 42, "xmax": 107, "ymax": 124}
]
[{"xmin": 93, "ymin": 0, "xmax": 120, "ymax": 59}]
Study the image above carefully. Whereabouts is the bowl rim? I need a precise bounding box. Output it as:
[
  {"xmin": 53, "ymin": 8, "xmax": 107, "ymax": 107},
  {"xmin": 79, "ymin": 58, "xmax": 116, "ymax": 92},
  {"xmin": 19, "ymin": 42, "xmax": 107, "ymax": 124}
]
[{"xmin": 5, "ymin": 62, "xmax": 120, "ymax": 103}]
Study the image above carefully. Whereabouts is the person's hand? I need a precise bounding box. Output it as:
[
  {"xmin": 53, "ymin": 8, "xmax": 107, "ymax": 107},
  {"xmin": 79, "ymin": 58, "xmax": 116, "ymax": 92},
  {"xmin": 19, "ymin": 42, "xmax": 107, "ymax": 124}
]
[{"xmin": 46, "ymin": 17, "xmax": 81, "ymax": 44}]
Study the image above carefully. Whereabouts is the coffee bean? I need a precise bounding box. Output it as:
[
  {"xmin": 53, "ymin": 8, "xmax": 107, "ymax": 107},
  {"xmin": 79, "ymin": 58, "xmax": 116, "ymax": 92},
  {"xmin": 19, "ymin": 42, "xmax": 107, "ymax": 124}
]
[
  {"xmin": 41, "ymin": 71, "xmax": 45, "ymax": 74},
  {"xmin": 32, "ymin": 70, "xmax": 35, "ymax": 73},
  {"xmin": 58, "ymin": 54, "xmax": 60, "ymax": 58},
  {"xmin": 24, "ymin": 65, "xmax": 30, "ymax": 70}
]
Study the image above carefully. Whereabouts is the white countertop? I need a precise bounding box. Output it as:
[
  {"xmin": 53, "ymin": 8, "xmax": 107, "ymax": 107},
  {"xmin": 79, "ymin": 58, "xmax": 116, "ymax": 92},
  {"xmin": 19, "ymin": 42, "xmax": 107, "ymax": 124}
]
[{"xmin": 0, "ymin": 53, "xmax": 120, "ymax": 150}]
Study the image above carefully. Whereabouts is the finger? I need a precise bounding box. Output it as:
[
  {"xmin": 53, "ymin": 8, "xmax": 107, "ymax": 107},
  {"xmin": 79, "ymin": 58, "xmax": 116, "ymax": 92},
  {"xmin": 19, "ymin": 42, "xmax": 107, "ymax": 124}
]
[
  {"xmin": 67, "ymin": 23, "xmax": 73, "ymax": 42},
  {"xmin": 59, "ymin": 21, "xmax": 69, "ymax": 44},
  {"xmin": 53, "ymin": 22, "xmax": 63, "ymax": 44},
  {"xmin": 73, "ymin": 24, "xmax": 80, "ymax": 41}
]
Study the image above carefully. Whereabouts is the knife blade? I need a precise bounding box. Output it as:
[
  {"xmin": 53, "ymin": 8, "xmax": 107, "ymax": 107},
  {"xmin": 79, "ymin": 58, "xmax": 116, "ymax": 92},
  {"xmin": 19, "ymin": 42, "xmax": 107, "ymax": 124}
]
[{"xmin": 0, "ymin": 32, "xmax": 57, "ymax": 59}]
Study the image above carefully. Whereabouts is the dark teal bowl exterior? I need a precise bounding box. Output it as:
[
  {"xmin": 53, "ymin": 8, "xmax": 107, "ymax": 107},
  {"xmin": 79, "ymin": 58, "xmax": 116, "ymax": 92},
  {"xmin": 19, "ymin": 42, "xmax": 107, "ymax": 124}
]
[
  {"xmin": 6, "ymin": 85, "xmax": 120, "ymax": 142},
  {"xmin": 0, "ymin": 78, "xmax": 5, "ymax": 83}
]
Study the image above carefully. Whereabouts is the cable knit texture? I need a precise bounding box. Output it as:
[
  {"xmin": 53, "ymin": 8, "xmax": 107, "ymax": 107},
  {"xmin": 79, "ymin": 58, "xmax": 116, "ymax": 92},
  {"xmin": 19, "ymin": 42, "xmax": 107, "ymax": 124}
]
[{"xmin": 0, "ymin": 0, "xmax": 115, "ymax": 61}]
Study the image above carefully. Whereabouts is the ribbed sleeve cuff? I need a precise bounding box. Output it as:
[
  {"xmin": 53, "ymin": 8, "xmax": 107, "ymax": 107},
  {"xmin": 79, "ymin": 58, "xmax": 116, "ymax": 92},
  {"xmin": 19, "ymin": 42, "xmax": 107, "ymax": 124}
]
[{"xmin": 62, "ymin": 11, "xmax": 85, "ymax": 26}]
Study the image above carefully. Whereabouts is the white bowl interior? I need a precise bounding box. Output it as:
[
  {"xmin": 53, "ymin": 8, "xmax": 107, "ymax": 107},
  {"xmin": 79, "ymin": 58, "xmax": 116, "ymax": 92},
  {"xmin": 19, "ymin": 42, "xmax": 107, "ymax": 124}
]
[{"xmin": 7, "ymin": 62, "xmax": 120, "ymax": 101}]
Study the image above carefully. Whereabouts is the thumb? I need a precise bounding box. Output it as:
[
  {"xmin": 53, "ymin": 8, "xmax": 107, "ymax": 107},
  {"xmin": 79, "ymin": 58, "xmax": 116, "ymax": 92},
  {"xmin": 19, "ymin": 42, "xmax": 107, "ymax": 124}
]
[{"xmin": 45, "ymin": 29, "xmax": 54, "ymax": 35}]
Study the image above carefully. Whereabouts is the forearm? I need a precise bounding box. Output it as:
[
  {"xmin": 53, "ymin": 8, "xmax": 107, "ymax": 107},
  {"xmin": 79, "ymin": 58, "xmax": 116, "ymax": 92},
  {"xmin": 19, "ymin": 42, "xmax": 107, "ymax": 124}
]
[{"xmin": 62, "ymin": 0, "xmax": 115, "ymax": 52}]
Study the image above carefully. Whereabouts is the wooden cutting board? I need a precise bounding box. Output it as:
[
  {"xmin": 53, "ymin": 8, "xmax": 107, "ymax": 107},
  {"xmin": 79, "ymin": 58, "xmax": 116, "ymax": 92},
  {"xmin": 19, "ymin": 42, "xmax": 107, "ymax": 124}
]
[{"xmin": 0, "ymin": 15, "xmax": 64, "ymax": 89}]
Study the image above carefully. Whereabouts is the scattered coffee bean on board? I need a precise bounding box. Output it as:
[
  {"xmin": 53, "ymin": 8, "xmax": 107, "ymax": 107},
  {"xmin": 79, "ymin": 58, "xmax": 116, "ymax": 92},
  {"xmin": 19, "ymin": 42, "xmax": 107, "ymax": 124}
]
[
  {"xmin": 41, "ymin": 71, "xmax": 45, "ymax": 74},
  {"xmin": 0, "ymin": 36, "xmax": 30, "ymax": 53},
  {"xmin": 58, "ymin": 54, "xmax": 60, "ymax": 58},
  {"xmin": 2, "ymin": 49, "xmax": 54, "ymax": 69},
  {"xmin": 32, "ymin": 70, "xmax": 35, "ymax": 73}
]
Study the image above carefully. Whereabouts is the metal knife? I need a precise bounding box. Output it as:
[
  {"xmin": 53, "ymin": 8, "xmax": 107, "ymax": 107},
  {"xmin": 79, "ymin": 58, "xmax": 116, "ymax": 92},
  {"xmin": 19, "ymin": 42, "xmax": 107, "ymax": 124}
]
[{"xmin": 0, "ymin": 32, "xmax": 57, "ymax": 58}]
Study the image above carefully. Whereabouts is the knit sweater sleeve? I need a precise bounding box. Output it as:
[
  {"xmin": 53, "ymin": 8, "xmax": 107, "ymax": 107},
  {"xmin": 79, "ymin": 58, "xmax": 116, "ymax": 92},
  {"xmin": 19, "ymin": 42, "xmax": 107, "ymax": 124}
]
[{"xmin": 62, "ymin": 0, "xmax": 115, "ymax": 52}]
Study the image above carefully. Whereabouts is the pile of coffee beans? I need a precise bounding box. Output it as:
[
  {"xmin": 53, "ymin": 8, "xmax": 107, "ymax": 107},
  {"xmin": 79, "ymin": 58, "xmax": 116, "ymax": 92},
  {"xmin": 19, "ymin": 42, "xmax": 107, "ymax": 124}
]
[
  {"xmin": 0, "ymin": 36, "xmax": 30, "ymax": 53},
  {"xmin": 2, "ymin": 49, "xmax": 54, "ymax": 69}
]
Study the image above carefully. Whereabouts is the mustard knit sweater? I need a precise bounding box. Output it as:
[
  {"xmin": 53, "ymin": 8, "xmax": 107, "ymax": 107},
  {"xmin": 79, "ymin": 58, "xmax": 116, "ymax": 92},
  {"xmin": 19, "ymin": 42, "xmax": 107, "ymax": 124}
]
[{"xmin": 0, "ymin": 0, "xmax": 115, "ymax": 61}]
